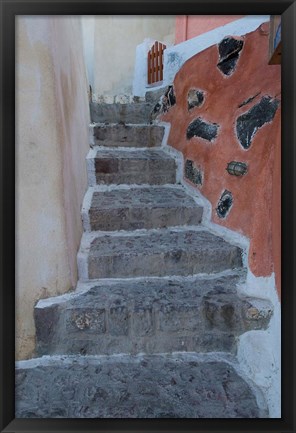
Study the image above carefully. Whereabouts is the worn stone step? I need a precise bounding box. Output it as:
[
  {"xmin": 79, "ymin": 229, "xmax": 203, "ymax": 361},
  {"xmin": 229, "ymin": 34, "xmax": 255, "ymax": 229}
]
[
  {"xmin": 83, "ymin": 186, "xmax": 203, "ymax": 231},
  {"xmin": 34, "ymin": 273, "xmax": 272, "ymax": 357},
  {"xmin": 90, "ymin": 123, "xmax": 165, "ymax": 148},
  {"xmin": 90, "ymin": 101, "xmax": 154, "ymax": 124},
  {"xmin": 15, "ymin": 352, "xmax": 268, "ymax": 418},
  {"xmin": 78, "ymin": 228, "xmax": 243, "ymax": 280},
  {"xmin": 87, "ymin": 147, "xmax": 176, "ymax": 185}
]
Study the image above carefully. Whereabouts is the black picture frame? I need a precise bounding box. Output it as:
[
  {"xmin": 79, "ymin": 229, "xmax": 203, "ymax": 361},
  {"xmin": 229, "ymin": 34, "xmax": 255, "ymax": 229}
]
[{"xmin": 0, "ymin": 1, "xmax": 295, "ymax": 432}]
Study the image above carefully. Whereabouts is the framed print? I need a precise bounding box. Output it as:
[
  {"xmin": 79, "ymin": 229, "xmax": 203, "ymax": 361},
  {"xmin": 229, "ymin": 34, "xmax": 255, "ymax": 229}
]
[{"xmin": 0, "ymin": 1, "xmax": 295, "ymax": 432}]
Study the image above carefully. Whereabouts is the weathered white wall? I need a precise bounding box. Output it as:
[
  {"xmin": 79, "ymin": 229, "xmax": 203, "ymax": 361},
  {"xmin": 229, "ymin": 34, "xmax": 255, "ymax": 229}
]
[
  {"xmin": 81, "ymin": 16, "xmax": 95, "ymax": 90},
  {"xmin": 91, "ymin": 16, "xmax": 175, "ymax": 98},
  {"xmin": 237, "ymin": 272, "xmax": 281, "ymax": 418},
  {"xmin": 15, "ymin": 16, "xmax": 90, "ymax": 360},
  {"xmin": 132, "ymin": 38, "xmax": 173, "ymax": 97}
]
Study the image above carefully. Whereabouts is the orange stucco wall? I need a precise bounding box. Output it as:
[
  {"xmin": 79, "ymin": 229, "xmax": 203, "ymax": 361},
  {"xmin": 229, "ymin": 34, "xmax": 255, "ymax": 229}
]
[
  {"xmin": 175, "ymin": 15, "xmax": 243, "ymax": 44},
  {"xmin": 162, "ymin": 23, "xmax": 281, "ymax": 296}
]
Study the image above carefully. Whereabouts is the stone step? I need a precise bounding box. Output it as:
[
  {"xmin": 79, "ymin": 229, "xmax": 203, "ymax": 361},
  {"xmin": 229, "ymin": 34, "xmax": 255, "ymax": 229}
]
[
  {"xmin": 87, "ymin": 147, "xmax": 176, "ymax": 185},
  {"xmin": 15, "ymin": 352, "xmax": 268, "ymax": 418},
  {"xmin": 78, "ymin": 228, "xmax": 244, "ymax": 280},
  {"xmin": 83, "ymin": 186, "xmax": 203, "ymax": 231},
  {"xmin": 90, "ymin": 101, "xmax": 154, "ymax": 124},
  {"xmin": 34, "ymin": 273, "xmax": 272, "ymax": 357},
  {"xmin": 91, "ymin": 123, "xmax": 165, "ymax": 148}
]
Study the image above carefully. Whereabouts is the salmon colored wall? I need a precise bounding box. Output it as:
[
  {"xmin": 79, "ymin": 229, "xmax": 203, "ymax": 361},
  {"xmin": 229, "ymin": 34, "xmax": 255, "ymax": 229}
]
[
  {"xmin": 162, "ymin": 23, "xmax": 281, "ymax": 296},
  {"xmin": 271, "ymin": 114, "xmax": 281, "ymax": 298},
  {"xmin": 175, "ymin": 15, "xmax": 244, "ymax": 44}
]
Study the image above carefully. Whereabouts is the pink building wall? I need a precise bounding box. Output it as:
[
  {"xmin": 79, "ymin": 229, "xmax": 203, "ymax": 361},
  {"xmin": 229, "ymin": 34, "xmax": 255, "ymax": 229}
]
[{"xmin": 175, "ymin": 15, "xmax": 244, "ymax": 44}]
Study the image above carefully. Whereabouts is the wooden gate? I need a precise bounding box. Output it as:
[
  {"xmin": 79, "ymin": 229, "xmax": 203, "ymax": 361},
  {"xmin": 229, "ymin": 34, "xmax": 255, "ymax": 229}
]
[{"xmin": 147, "ymin": 41, "xmax": 166, "ymax": 85}]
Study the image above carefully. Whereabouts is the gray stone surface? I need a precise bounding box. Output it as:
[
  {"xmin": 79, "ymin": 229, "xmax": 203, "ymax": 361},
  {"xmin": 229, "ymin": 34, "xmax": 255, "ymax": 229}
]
[
  {"xmin": 18, "ymin": 101, "xmax": 271, "ymax": 420},
  {"xmin": 93, "ymin": 124, "xmax": 164, "ymax": 147},
  {"xmin": 88, "ymin": 186, "xmax": 203, "ymax": 231},
  {"xmin": 15, "ymin": 353, "xmax": 268, "ymax": 418},
  {"xmin": 94, "ymin": 148, "xmax": 176, "ymax": 185},
  {"xmin": 90, "ymin": 102, "xmax": 154, "ymax": 124},
  {"xmin": 87, "ymin": 228, "xmax": 243, "ymax": 279},
  {"xmin": 145, "ymin": 86, "xmax": 169, "ymax": 103},
  {"xmin": 34, "ymin": 274, "xmax": 272, "ymax": 357}
]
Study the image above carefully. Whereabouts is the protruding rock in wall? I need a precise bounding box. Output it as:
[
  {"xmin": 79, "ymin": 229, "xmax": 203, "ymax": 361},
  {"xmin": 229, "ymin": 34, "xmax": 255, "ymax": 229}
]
[
  {"xmin": 217, "ymin": 37, "xmax": 244, "ymax": 76},
  {"xmin": 186, "ymin": 117, "xmax": 219, "ymax": 141},
  {"xmin": 187, "ymin": 89, "xmax": 205, "ymax": 110},
  {"xmin": 236, "ymin": 96, "xmax": 280, "ymax": 149}
]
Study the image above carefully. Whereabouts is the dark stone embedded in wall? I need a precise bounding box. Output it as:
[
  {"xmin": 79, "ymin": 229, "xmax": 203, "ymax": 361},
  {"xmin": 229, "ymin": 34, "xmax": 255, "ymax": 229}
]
[
  {"xmin": 150, "ymin": 102, "xmax": 162, "ymax": 121},
  {"xmin": 145, "ymin": 86, "xmax": 170, "ymax": 103},
  {"xmin": 188, "ymin": 89, "xmax": 205, "ymax": 110},
  {"xmin": 166, "ymin": 86, "xmax": 176, "ymax": 107},
  {"xmin": 216, "ymin": 190, "xmax": 233, "ymax": 219},
  {"xmin": 236, "ymin": 95, "xmax": 280, "ymax": 149},
  {"xmin": 151, "ymin": 86, "xmax": 176, "ymax": 121},
  {"xmin": 217, "ymin": 37, "xmax": 244, "ymax": 76},
  {"xmin": 186, "ymin": 117, "xmax": 219, "ymax": 141},
  {"xmin": 185, "ymin": 160, "xmax": 203, "ymax": 185}
]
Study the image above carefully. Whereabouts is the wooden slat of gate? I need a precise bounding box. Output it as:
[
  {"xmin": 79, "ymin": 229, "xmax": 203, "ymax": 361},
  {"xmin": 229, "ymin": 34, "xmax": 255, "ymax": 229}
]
[
  {"xmin": 147, "ymin": 49, "xmax": 151, "ymax": 84},
  {"xmin": 151, "ymin": 43, "xmax": 154, "ymax": 83},
  {"xmin": 155, "ymin": 41, "xmax": 159, "ymax": 82},
  {"xmin": 160, "ymin": 43, "xmax": 164, "ymax": 81},
  {"xmin": 155, "ymin": 42, "xmax": 159, "ymax": 82},
  {"xmin": 151, "ymin": 43, "xmax": 154, "ymax": 84}
]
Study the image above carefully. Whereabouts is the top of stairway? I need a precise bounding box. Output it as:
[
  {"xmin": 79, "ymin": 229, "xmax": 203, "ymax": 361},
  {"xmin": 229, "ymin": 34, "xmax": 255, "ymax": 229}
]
[{"xmin": 90, "ymin": 100, "xmax": 155, "ymax": 125}]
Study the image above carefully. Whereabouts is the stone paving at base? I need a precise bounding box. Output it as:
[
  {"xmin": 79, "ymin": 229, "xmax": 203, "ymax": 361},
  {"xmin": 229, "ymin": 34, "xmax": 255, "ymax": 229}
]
[{"xmin": 15, "ymin": 353, "xmax": 268, "ymax": 418}]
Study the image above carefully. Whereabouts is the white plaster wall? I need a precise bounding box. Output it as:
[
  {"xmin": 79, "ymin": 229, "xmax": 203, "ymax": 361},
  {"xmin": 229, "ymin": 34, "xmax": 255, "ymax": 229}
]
[
  {"xmin": 133, "ymin": 38, "xmax": 173, "ymax": 97},
  {"xmin": 93, "ymin": 16, "xmax": 175, "ymax": 98},
  {"xmin": 81, "ymin": 16, "xmax": 95, "ymax": 89},
  {"xmin": 15, "ymin": 16, "xmax": 90, "ymax": 360},
  {"xmin": 237, "ymin": 273, "xmax": 281, "ymax": 418}
]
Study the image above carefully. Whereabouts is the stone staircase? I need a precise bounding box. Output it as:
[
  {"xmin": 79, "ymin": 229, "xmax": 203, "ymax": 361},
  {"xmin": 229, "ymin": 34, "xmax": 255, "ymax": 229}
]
[{"xmin": 15, "ymin": 99, "xmax": 273, "ymax": 418}]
